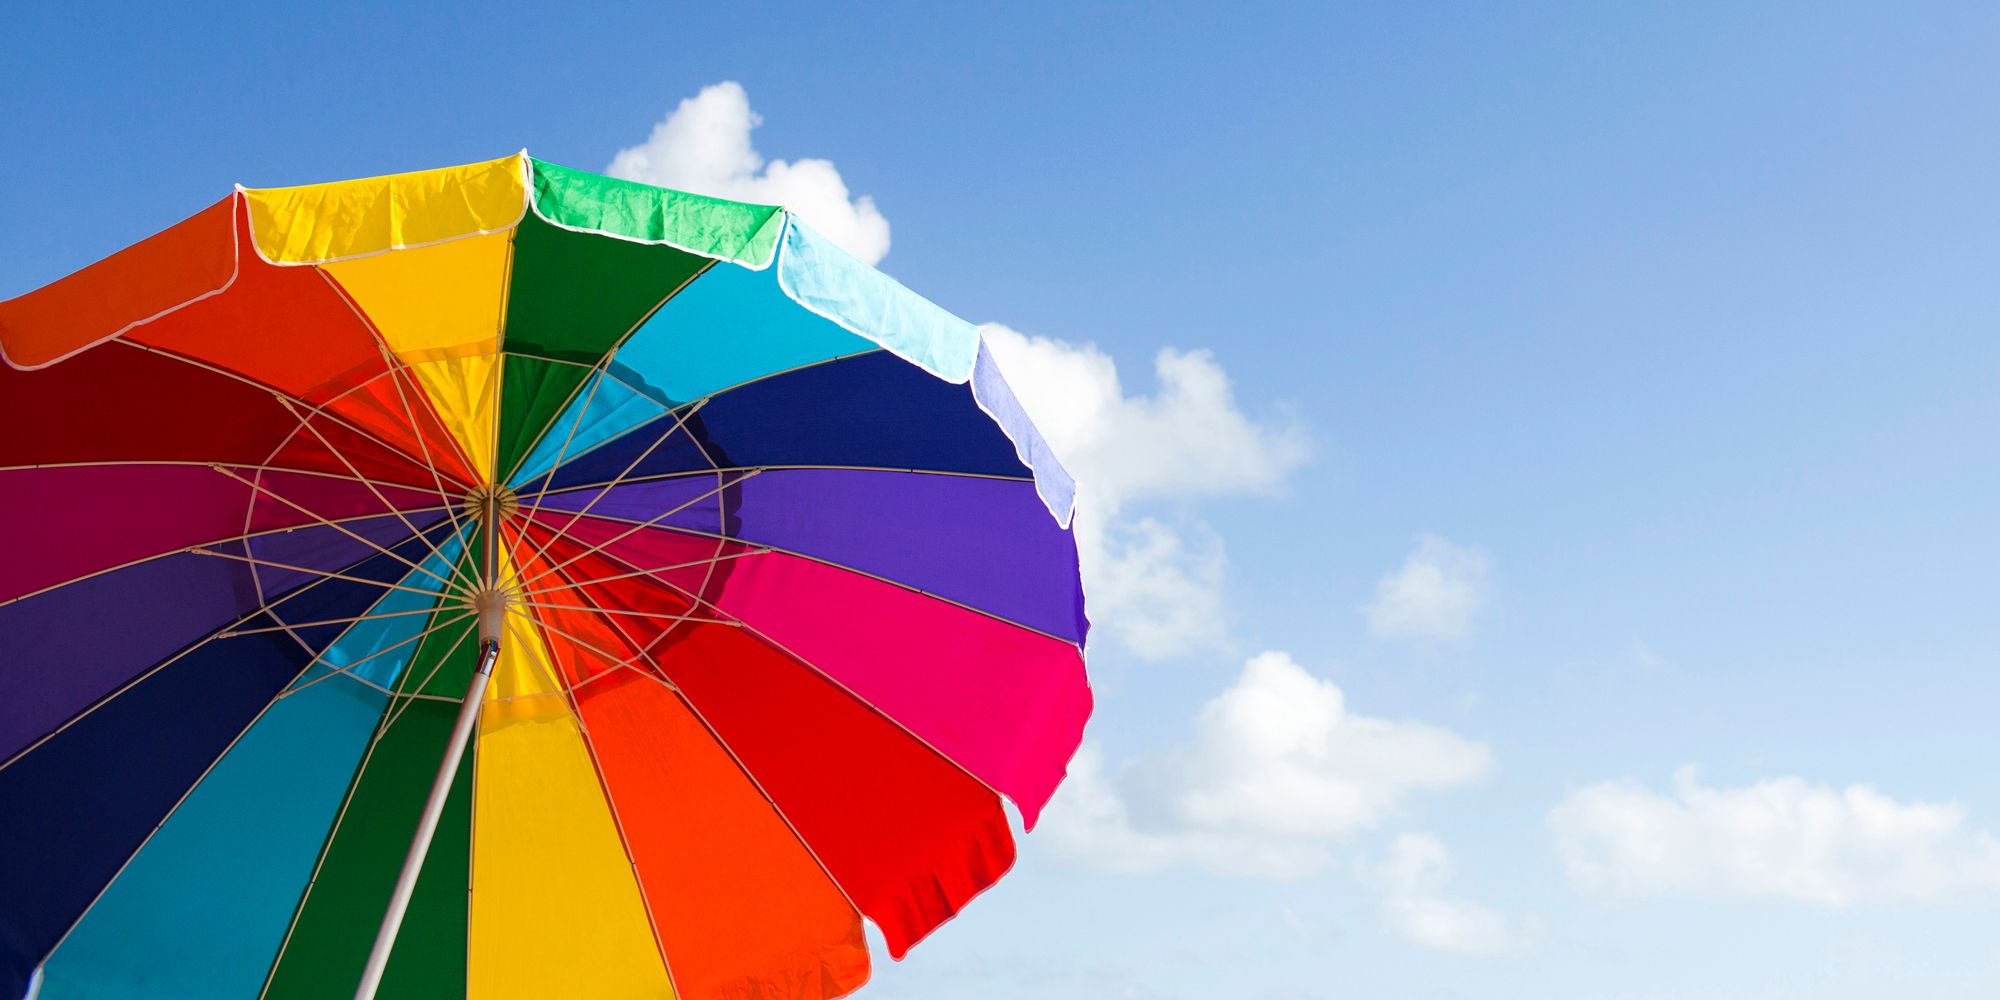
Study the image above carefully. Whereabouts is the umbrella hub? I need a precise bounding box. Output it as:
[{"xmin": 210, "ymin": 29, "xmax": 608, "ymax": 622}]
[
  {"xmin": 472, "ymin": 586, "xmax": 514, "ymax": 647},
  {"xmin": 461, "ymin": 482, "xmax": 519, "ymax": 520},
  {"xmin": 464, "ymin": 483, "xmax": 519, "ymax": 647}
]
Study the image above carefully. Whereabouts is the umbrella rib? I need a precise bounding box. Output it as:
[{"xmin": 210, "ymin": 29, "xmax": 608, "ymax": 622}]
[
  {"xmin": 0, "ymin": 534, "xmax": 434, "ymax": 773},
  {"xmin": 495, "ymin": 363, "xmax": 665, "ymax": 488},
  {"xmin": 499, "ymin": 599, "xmax": 687, "ymax": 995},
  {"xmin": 258, "ymin": 609, "xmax": 479, "ymax": 997},
  {"xmin": 207, "ymin": 464, "xmax": 463, "ymax": 595},
  {"xmin": 511, "ymin": 545, "xmax": 771, "ymax": 598},
  {"xmin": 508, "ymin": 532, "xmax": 756, "ymax": 626},
  {"xmin": 504, "ymin": 347, "xmax": 882, "ymax": 485},
  {"xmin": 558, "ymin": 584, "xmax": 870, "ymax": 924},
  {"xmin": 504, "ymin": 398, "xmax": 712, "ymax": 588},
  {"xmin": 32, "ymin": 512, "xmax": 473, "ymax": 976},
  {"xmin": 109, "ymin": 338, "xmax": 474, "ymax": 491},
  {"xmin": 313, "ymin": 264, "xmax": 483, "ymax": 488},
  {"xmin": 231, "ymin": 528, "xmax": 457, "ymax": 688},
  {"xmin": 497, "ymin": 605, "xmax": 673, "ymax": 691},
  {"xmin": 216, "ymin": 603, "xmax": 468, "ymax": 639},
  {"xmin": 487, "ymin": 528, "xmax": 676, "ymax": 698},
  {"xmin": 545, "ymin": 656, "xmax": 665, "ymax": 701},
  {"xmin": 498, "ymin": 606, "xmax": 592, "ymax": 696},
  {"xmin": 491, "ymin": 257, "xmax": 718, "ymax": 487},
  {"xmin": 277, "ymin": 328, "xmax": 478, "ymax": 568},
  {"xmin": 516, "ymin": 541, "xmax": 872, "ymax": 927},
  {"xmin": 509, "ymin": 396, "xmax": 712, "ymax": 572},
  {"xmin": 534, "ymin": 463, "xmax": 1035, "ymax": 499},
  {"xmin": 486, "ymin": 235, "xmax": 508, "ymax": 509},
  {"xmin": 0, "ymin": 460, "xmax": 469, "ymax": 495},
  {"xmin": 259, "ymin": 545, "xmax": 466, "ymax": 707},
  {"xmin": 523, "ymin": 509, "xmax": 1078, "ymax": 647},
  {"xmin": 269, "ymin": 395, "xmax": 461, "ymax": 572},
  {"xmin": 270, "ymin": 559, "xmax": 464, "ymax": 697},
  {"xmin": 276, "ymin": 611, "xmax": 477, "ymax": 702},
  {"xmin": 0, "ymin": 503, "xmax": 453, "ymax": 610},
  {"xmin": 499, "ymin": 527, "xmax": 708, "ymax": 687},
  {"xmin": 359, "ymin": 335, "xmax": 483, "ymax": 572},
  {"xmin": 30, "ymin": 630, "xmax": 348, "ymax": 978},
  {"xmin": 369, "ymin": 617, "xmax": 482, "ymax": 745},
  {"xmin": 212, "ymin": 342, "xmax": 469, "ymax": 655},
  {"xmin": 512, "ymin": 361, "xmax": 615, "ymax": 503},
  {"xmin": 503, "ymin": 606, "xmax": 657, "ymax": 685},
  {"xmin": 188, "ymin": 547, "xmax": 465, "ymax": 600},
  {"xmin": 508, "ymin": 469, "xmax": 757, "ymax": 593},
  {"xmin": 508, "ymin": 601, "xmax": 734, "ymax": 625},
  {"xmin": 503, "ymin": 362, "xmax": 616, "ymax": 537},
  {"xmin": 552, "ymin": 540, "xmax": 1019, "ymax": 809}
]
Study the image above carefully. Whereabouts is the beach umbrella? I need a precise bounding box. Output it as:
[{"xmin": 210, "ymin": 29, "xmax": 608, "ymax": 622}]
[{"xmin": 0, "ymin": 154, "xmax": 1090, "ymax": 1000}]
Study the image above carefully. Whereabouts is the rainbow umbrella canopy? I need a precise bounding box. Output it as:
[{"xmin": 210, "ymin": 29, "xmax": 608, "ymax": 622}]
[{"xmin": 0, "ymin": 153, "xmax": 1090, "ymax": 1000}]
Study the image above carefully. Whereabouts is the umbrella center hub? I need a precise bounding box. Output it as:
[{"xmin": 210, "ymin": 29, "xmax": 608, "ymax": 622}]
[
  {"xmin": 464, "ymin": 484, "xmax": 519, "ymax": 647},
  {"xmin": 472, "ymin": 586, "xmax": 515, "ymax": 646},
  {"xmin": 461, "ymin": 483, "xmax": 519, "ymax": 520}
]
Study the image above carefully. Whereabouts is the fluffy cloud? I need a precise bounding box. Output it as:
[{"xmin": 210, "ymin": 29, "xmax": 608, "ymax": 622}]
[
  {"xmin": 1044, "ymin": 652, "xmax": 1492, "ymax": 878},
  {"xmin": 1369, "ymin": 833, "xmax": 1542, "ymax": 955},
  {"xmin": 982, "ymin": 327, "xmax": 1307, "ymax": 510},
  {"xmin": 982, "ymin": 324, "xmax": 1308, "ymax": 658},
  {"xmin": 1363, "ymin": 535, "xmax": 1490, "ymax": 642},
  {"xmin": 1083, "ymin": 517, "xmax": 1229, "ymax": 660},
  {"xmin": 608, "ymin": 81, "xmax": 892, "ymax": 264},
  {"xmin": 1549, "ymin": 766, "xmax": 2000, "ymax": 905}
]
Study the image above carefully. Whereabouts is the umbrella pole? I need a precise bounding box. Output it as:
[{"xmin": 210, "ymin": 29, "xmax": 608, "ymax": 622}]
[{"xmin": 354, "ymin": 489, "xmax": 507, "ymax": 1000}]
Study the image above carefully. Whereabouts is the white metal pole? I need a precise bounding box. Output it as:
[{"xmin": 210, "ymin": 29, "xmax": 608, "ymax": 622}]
[
  {"xmin": 351, "ymin": 639, "xmax": 495, "ymax": 1000},
  {"xmin": 353, "ymin": 489, "xmax": 506, "ymax": 1000}
]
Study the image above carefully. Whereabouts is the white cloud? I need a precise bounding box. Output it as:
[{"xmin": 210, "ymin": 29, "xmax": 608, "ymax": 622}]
[
  {"xmin": 982, "ymin": 326, "xmax": 1307, "ymax": 512},
  {"xmin": 982, "ymin": 324, "xmax": 1308, "ymax": 658},
  {"xmin": 1044, "ymin": 651, "xmax": 1492, "ymax": 878},
  {"xmin": 1086, "ymin": 517, "xmax": 1229, "ymax": 660},
  {"xmin": 1369, "ymin": 833, "xmax": 1542, "ymax": 956},
  {"xmin": 608, "ymin": 81, "xmax": 892, "ymax": 264},
  {"xmin": 1549, "ymin": 766, "xmax": 2000, "ymax": 905},
  {"xmin": 1363, "ymin": 535, "xmax": 1490, "ymax": 642}
]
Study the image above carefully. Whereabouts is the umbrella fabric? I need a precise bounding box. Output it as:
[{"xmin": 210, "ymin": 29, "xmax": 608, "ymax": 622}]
[{"xmin": 0, "ymin": 154, "xmax": 1089, "ymax": 1000}]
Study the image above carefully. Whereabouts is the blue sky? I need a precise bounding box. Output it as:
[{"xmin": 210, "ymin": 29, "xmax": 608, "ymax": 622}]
[{"xmin": 8, "ymin": 2, "xmax": 2000, "ymax": 997}]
